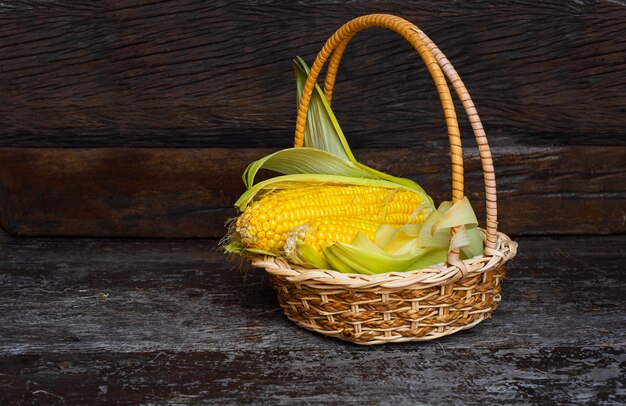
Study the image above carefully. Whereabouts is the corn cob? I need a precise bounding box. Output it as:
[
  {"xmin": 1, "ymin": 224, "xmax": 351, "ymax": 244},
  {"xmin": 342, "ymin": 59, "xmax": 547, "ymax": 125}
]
[
  {"xmin": 223, "ymin": 57, "xmax": 483, "ymax": 275},
  {"xmin": 234, "ymin": 184, "xmax": 427, "ymax": 255}
]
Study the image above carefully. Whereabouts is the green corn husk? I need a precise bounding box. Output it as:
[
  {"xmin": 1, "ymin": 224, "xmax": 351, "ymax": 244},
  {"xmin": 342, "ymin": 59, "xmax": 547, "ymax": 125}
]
[{"xmin": 224, "ymin": 57, "xmax": 484, "ymax": 275}]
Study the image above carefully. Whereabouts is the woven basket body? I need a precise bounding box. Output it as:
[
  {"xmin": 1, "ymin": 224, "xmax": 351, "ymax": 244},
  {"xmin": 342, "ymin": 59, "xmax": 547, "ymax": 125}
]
[
  {"xmin": 250, "ymin": 14, "xmax": 517, "ymax": 344},
  {"xmin": 270, "ymin": 268, "xmax": 504, "ymax": 343},
  {"xmin": 253, "ymin": 231, "xmax": 515, "ymax": 344}
]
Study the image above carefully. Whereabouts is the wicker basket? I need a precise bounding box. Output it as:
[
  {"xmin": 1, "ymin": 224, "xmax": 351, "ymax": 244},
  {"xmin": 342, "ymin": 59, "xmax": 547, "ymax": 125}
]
[{"xmin": 249, "ymin": 14, "xmax": 517, "ymax": 344}]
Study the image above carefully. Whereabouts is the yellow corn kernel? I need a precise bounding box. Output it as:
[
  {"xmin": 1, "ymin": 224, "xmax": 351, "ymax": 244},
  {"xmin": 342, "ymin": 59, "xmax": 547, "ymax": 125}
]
[
  {"xmin": 285, "ymin": 217, "xmax": 379, "ymax": 253},
  {"xmin": 235, "ymin": 185, "xmax": 427, "ymax": 254}
]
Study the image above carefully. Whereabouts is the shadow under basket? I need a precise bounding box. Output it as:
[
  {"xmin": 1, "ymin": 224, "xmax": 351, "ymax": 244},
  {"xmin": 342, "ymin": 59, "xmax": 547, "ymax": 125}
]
[{"xmin": 245, "ymin": 14, "xmax": 518, "ymax": 344}]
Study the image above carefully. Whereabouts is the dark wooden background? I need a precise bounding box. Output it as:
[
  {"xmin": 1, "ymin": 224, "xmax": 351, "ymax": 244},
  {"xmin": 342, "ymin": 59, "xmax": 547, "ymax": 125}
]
[
  {"xmin": 0, "ymin": 0, "xmax": 624, "ymax": 238},
  {"xmin": 1, "ymin": 2, "xmax": 625, "ymax": 404}
]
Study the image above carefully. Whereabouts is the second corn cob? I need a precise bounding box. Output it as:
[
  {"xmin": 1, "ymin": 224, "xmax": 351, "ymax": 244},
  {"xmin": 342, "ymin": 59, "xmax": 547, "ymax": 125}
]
[{"xmin": 235, "ymin": 184, "xmax": 428, "ymax": 256}]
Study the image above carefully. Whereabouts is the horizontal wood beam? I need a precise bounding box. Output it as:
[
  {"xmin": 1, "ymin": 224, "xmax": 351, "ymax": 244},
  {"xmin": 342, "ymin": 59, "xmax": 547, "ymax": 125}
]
[
  {"xmin": 0, "ymin": 1, "xmax": 624, "ymax": 148},
  {"xmin": 0, "ymin": 146, "xmax": 623, "ymax": 237}
]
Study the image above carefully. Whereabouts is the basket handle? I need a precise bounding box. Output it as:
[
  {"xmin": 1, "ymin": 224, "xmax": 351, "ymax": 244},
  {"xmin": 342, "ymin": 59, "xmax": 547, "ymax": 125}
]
[{"xmin": 294, "ymin": 14, "xmax": 498, "ymax": 258}]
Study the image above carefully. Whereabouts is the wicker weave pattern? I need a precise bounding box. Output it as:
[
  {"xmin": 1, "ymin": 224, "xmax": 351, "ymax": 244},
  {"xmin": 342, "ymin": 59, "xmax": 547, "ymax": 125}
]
[
  {"xmin": 253, "ymin": 231, "xmax": 516, "ymax": 344},
  {"xmin": 249, "ymin": 14, "xmax": 518, "ymax": 344},
  {"xmin": 268, "ymin": 267, "xmax": 503, "ymax": 344}
]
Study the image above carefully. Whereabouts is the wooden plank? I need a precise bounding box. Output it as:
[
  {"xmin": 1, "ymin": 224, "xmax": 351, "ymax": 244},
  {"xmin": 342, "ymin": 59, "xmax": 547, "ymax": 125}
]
[
  {"xmin": 0, "ymin": 146, "xmax": 624, "ymax": 237},
  {"xmin": 0, "ymin": 235, "xmax": 624, "ymax": 353},
  {"xmin": 0, "ymin": 1, "xmax": 624, "ymax": 148},
  {"xmin": 2, "ymin": 347, "xmax": 623, "ymax": 404},
  {"xmin": 0, "ymin": 235, "xmax": 624, "ymax": 404}
]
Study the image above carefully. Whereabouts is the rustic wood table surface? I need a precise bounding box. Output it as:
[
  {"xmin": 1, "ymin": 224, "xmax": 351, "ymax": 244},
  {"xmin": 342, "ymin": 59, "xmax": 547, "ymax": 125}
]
[
  {"xmin": 0, "ymin": 2, "xmax": 624, "ymax": 404},
  {"xmin": 1, "ymin": 232, "xmax": 624, "ymax": 404}
]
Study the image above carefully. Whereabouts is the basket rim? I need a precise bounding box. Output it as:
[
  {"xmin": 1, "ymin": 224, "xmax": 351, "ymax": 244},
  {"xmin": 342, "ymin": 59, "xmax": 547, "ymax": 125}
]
[{"xmin": 250, "ymin": 229, "xmax": 517, "ymax": 291}]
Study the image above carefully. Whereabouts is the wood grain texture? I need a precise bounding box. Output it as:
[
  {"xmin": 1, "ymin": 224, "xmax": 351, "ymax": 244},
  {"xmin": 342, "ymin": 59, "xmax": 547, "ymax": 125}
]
[
  {"xmin": 0, "ymin": 146, "xmax": 624, "ymax": 237},
  {"xmin": 0, "ymin": 0, "xmax": 624, "ymax": 148},
  {"xmin": 0, "ymin": 234, "xmax": 624, "ymax": 404}
]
